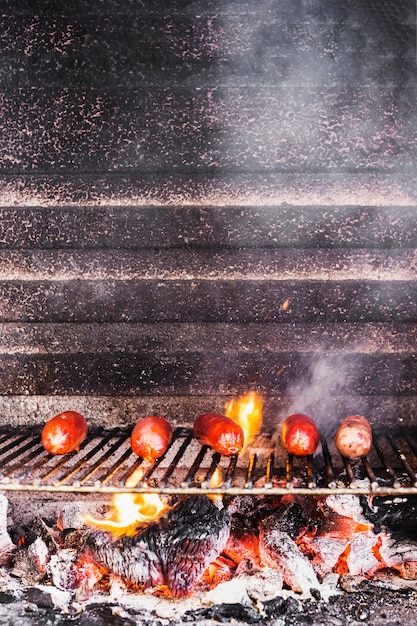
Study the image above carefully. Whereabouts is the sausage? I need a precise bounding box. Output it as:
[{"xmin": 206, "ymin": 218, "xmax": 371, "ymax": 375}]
[
  {"xmin": 41, "ymin": 411, "xmax": 88, "ymax": 455},
  {"xmin": 335, "ymin": 415, "xmax": 372, "ymax": 459},
  {"xmin": 130, "ymin": 415, "xmax": 173, "ymax": 461},
  {"xmin": 193, "ymin": 413, "xmax": 244, "ymax": 456},
  {"xmin": 281, "ymin": 413, "xmax": 320, "ymax": 456}
]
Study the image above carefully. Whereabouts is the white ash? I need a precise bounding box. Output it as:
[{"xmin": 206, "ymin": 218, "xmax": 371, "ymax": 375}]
[
  {"xmin": 0, "ymin": 495, "xmax": 15, "ymax": 565},
  {"xmin": 202, "ymin": 568, "xmax": 284, "ymax": 607},
  {"xmin": 377, "ymin": 532, "xmax": 417, "ymax": 569},
  {"xmin": 48, "ymin": 548, "xmax": 79, "ymax": 591},
  {"xmin": 324, "ymin": 490, "xmax": 372, "ymax": 524},
  {"xmin": 27, "ymin": 537, "xmax": 50, "ymax": 573}
]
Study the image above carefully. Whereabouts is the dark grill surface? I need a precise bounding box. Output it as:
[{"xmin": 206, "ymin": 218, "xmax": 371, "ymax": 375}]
[{"xmin": 2, "ymin": 424, "xmax": 417, "ymax": 496}]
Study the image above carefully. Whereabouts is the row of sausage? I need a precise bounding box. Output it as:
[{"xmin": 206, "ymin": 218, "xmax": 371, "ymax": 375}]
[{"xmin": 40, "ymin": 410, "xmax": 373, "ymax": 461}]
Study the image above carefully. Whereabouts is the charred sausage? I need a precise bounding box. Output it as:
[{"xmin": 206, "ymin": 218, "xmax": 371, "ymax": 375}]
[
  {"xmin": 130, "ymin": 415, "xmax": 173, "ymax": 461},
  {"xmin": 335, "ymin": 415, "xmax": 372, "ymax": 459},
  {"xmin": 193, "ymin": 413, "xmax": 244, "ymax": 456},
  {"xmin": 281, "ymin": 413, "xmax": 320, "ymax": 456},
  {"xmin": 41, "ymin": 411, "xmax": 88, "ymax": 455}
]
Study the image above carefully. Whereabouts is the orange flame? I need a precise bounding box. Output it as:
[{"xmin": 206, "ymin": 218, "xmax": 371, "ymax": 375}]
[
  {"xmin": 82, "ymin": 469, "xmax": 168, "ymax": 539},
  {"xmin": 225, "ymin": 391, "xmax": 263, "ymax": 453}
]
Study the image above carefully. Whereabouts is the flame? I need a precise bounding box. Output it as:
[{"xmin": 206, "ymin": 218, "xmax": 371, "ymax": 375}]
[
  {"xmin": 225, "ymin": 391, "xmax": 263, "ymax": 453},
  {"xmin": 209, "ymin": 468, "xmax": 223, "ymax": 489},
  {"xmin": 82, "ymin": 469, "xmax": 168, "ymax": 539}
]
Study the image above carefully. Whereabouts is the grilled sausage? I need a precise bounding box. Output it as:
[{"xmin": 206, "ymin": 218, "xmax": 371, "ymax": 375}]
[
  {"xmin": 193, "ymin": 412, "xmax": 244, "ymax": 456},
  {"xmin": 281, "ymin": 413, "xmax": 320, "ymax": 456},
  {"xmin": 335, "ymin": 415, "xmax": 372, "ymax": 459},
  {"xmin": 130, "ymin": 415, "xmax": 173, "ymax": 461},
  {"xmin": 41, "ymin": 411, "xmax": 88, "ymax": 455}
]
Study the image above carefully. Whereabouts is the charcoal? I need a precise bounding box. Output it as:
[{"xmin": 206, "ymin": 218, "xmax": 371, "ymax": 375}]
[
  {"xmin": 182, "ymin": 603, "xmax": 263, "ymax": 624},
  {"xmin": 25, "ymin": 587, "xmax": 55, "ymax": 609},
  {"xmin": 264, "ymin": 595, "xmax": 300, "ymax": 618},
  {"xmin": 0, "ymin": 591, "xmax": 16, "ymax": 604},
  {"xmin": 372, "ymin": 496, "xmax": 417, "ymax": 539},
  {"xmin": 87, "ymin": 495, "xmax": 231, "ymax": 597},
  {"xmin": 11, "ymin": 517, "xmax": 59, "ymax": 584},
  {"xmin": 259, "ymin": 524, "xmax": 320, "ymax": 595},
  {"xmin": 260, "ymin": 501, "xmax": 310, "ymax": 541}
]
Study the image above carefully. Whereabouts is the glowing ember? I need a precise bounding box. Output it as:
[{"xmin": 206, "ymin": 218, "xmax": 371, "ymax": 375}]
[
  {"xmin": 280, "ymin": 298, "xmax": 291, "ymax": 311},
  {"xmin": 225, "ymin": 391, "xmax": 263, "ymax": 453},
  {"xmin": 82, "ymin": 469, "xmax": 168, "ymax": 539}
]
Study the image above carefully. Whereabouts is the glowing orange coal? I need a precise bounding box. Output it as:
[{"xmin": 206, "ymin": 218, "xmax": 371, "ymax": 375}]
[
  {"xmin": 225, "ymin": 391, "xmax": 263, "ymax": 453},
  {"xmin": 82, "ymin": 468, "xmax": 168, "ymax": 539}
]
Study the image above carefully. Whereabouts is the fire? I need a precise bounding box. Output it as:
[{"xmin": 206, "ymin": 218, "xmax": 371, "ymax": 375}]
[
  {"xmin": 225, "ymin": 391, "xmax": 263, "ymax": 453},
  {"xmin": 82, "ymin": 469, "xmax": 168, "ymax": 539}
]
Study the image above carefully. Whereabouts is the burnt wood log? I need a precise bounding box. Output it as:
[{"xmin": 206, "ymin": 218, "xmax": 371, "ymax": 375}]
[{"xmin": 86, "ymin": 495, "xmax": 231, "ymax": 597}]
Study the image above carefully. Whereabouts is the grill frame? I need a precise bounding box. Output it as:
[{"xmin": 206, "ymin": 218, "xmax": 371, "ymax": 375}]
[{"xmin": 2, "ymin": 424, "xmax": 417, "ymax": 497}]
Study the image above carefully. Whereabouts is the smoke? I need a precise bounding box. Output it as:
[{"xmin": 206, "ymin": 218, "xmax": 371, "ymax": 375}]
[{"xmin": 275, "ymin": 353, "xmax": 360, "ymax": 439}]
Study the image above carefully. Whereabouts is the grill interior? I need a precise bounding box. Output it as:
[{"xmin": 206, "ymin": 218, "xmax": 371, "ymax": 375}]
[
  {"xmin": 2, "ymin": 424, "xmax": 417, "ymax": 496},
  {"xmin": 0, "ymin": 0, "xmax": 416, "ymax": 504}
]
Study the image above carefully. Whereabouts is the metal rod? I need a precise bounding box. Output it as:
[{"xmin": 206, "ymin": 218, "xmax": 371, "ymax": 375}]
[
  {"xmin": 222, "ymin": 455, "xmax": 238, "ymax": 489},
  {"xmin": 320, "ymin": 437, "xmax": 336, "ymax": 488},
  {"xmin": 307, "ymin": 455, "xmax": 316, "ymax": 489},
  {"xmin": 158, "ymin": 431, "xmax": 195, "ymax": 488},
  {"xmin": 55, "ymin": 428, "xmax": 121, "ymax": 484},
  {"xmin": 361, "ymin": 455, "xmax": 379, "ymax": 490},
  {"xmin": 99, "ymin": 447, "xmax": 135, "ymax": 485},
  {"xmin": 5, "ymin": 425, "xmax": 417, "ymax": 497},
  {"xmin": 245, "ymin": 453, "xmax": 257, "ymax": 488},
  {"xmin": 342, "ymin": 456, "xmax": 356, "ymax": 486},
  {"xmin": 181, "ymin": 445, "xmax": 209, "ymax": 488},
  {"xmin": 40, "ymin": 429, "xmax": 103, "ymax": 481},
  {"xmin": 386, "ymin": 432, "xmax": 417, "ymax": 487},
  {"xmin": 201, "ymin": 452, "xmax": 222, "ymax": 488},
  {"xmin": 372, "ymin": 433, "xmax": 401, "ymax": 489},
  {"xmin": 0, "ymin": 433, "xmax": 33, "ymax": 462},
  {"xmin": 2, "ymin": 445, "xmax": 48, "ymax": 480},
  {"xmin": 286, "ymin": 453, "xmax": 294, "ymax": 488},
  {"xmin": 0, "ymin": 437, "xmax": 41, "ymax": 476},
  {"xmin": 264, "ymin": 451, "xmax": 274, "ymax": 488},
  {"xmin": 79, "ymin": 432, "xmax": 130, "ymax": 484}
]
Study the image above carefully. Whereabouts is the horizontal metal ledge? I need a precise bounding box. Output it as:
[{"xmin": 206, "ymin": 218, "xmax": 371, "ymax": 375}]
[{"xmin": 2, "ymin": 483, "xmax": 417, "ymax": 497}]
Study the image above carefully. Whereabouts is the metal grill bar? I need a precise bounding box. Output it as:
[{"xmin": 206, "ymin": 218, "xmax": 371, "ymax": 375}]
[{"xmin": 0, "ymin": 425, "xmax": 417, "ymax": 496}]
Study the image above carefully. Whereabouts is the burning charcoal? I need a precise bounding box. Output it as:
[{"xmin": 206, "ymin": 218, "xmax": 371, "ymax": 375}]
[
  {"xmin": 264, "ymin": 501, "xmax": 310, "ymax": 541},
  {"xmin": 377, "ymin": 532, "xmax": 417, "ymax": 575},
  {"xmin": 159, "ymin": 495, "xmax": 231, "ymax": 597},
  {"xmin": 259, "ymin": 529, "xmax": 320, "ymax": 596},
  {"xmin": 346, "ymin": 532, "xmax": 380, "ymax": 576},
  {"xmin": 48, "ymin": 546, "xmax": 104, "ymax": 602},
  {"xmin": 87, "ymin": 529, "xmax": 164, "ymax": 591},
  {"xmin": 87, "ymin": 495, "xmax": 231, "ymax": 598},
  {"xmin": 259, "ymin": 513, "xmax": 320, "ymax": 596},
  {"xmin": 310, "ymin": 537, "xmax": 350, "ymax": 576},
  {"xmin": 11, "ymin": 517, "xmax": 58, "ymax": 584}
]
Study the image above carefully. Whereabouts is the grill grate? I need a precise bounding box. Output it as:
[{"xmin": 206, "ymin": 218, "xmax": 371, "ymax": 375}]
[{"xmin": 1, "ymin": 425, "xmax": 417, "ymax": 496}]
